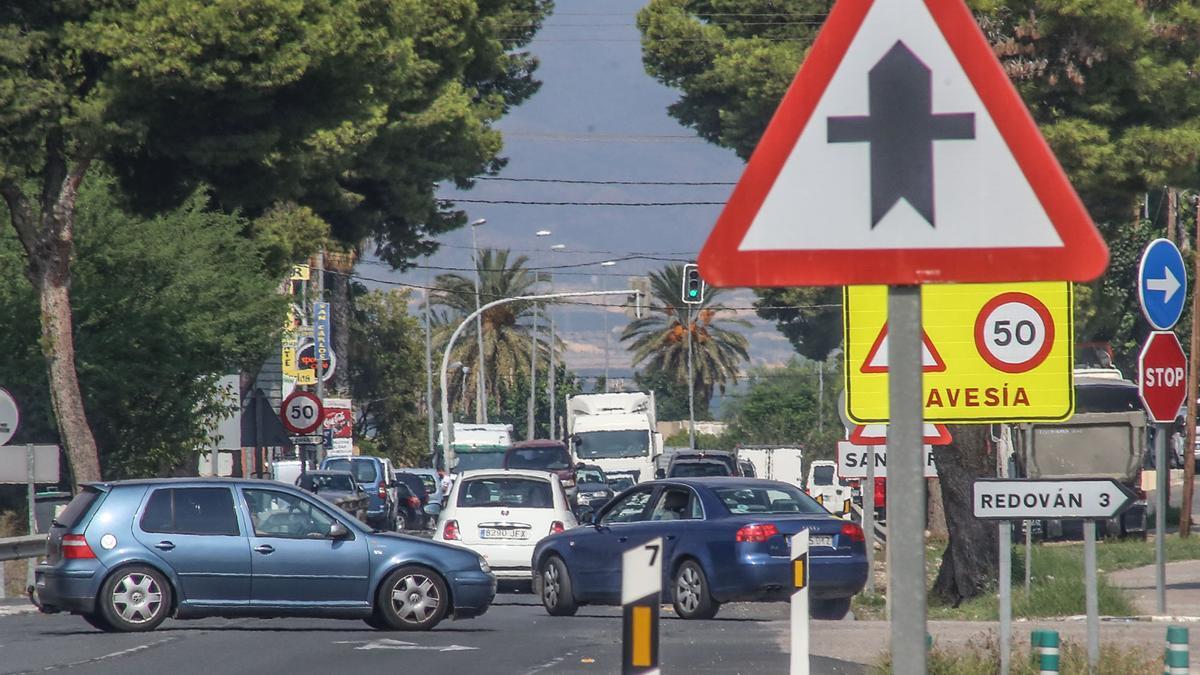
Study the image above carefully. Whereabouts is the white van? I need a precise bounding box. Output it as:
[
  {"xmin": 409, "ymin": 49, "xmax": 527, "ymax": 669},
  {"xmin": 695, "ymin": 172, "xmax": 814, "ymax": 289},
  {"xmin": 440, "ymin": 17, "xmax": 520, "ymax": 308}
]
[{"xmin": 805, "ymin": 460, "xmax": 852, "ymax": 516}]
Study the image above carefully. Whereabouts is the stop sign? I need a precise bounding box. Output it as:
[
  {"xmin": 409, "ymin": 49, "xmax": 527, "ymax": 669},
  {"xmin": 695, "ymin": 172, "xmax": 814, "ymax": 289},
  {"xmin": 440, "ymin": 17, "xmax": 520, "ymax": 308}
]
[{"xmin": 1139, "ymin": 331, "xmax": 1188, "ymax": 423}]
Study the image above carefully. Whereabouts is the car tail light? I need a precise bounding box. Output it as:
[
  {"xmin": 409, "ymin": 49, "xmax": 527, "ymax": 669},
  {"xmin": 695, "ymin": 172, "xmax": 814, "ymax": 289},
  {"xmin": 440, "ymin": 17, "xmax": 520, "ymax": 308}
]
[
  {"xmin": 549, "ymin": 521, "xmax": 565, "ymax": 535},
  {"xmin": 62, "ymin": 534, "xmax": 96, "ymax": 559},
  {"xmin": 841, "ymin": 522, "xmax": 865, "ymax": 543},
  {"xmin": 735, "ymin": 523, "xmax": 779, "ymax": 543},
  {"xmin": 442, "ymin": 520, "xmax": 460, "ymax": 541},
  {"xmin": 377, "ymin": 484, "xmax": 388, "ymax": 500}
]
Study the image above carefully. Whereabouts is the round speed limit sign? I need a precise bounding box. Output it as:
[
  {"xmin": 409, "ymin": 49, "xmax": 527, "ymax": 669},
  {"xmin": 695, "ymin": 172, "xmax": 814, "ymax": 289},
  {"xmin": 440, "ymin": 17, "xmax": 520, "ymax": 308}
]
[
  {"xmin": 974, "ymin": 293, "xmax": 1056, "ymax": 374},
  {"xmin": 281, "ymin": 391, "xmax": 324, "ymax": 435}
]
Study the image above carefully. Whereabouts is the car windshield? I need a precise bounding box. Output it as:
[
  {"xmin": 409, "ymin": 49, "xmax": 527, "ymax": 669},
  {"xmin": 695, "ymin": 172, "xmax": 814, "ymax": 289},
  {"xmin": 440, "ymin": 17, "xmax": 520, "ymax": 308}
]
[
  {"xmin": 324, "ymin": 459, "xmax": 377, "ymax": 483},
  {"xmin": 574, "ymin": 430, "xmax": 649, "ymax": 459},
  {"xmin": 671, "ymin": 462, "xmax": 729, "ymax": 477},
  {"xmin": 715, "ymin": 485, "xmax": 827, "ymax": 515},
  {"xmin": 576, "ymin": 468, "xmax": 606, "ymax": 484},
  {"xmin": 507, "ymin": 446, "xmax": 571, "ymax": 470},
  {"xmin": 301, "ymin": 473, "xmax": 355, "ymax": 491},
  {"xmin": 812, "ymin": 465, "xmax": 835, "ymax": 485},
  {"xmin": 454, "ymin": 451, "xmax": 506, "ymax": 472},
  {"xmin": 457, "ymin": 477, "xmax": 553, "ymax": 509},
  {"xmin": 608, "ymin": 476, "xmax": 636, "ymax": 491}
]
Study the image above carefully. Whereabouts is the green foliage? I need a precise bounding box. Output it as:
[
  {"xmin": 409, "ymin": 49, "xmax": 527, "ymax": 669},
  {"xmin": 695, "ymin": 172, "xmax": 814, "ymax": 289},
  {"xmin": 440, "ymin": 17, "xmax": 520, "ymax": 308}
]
[
  {"xmin": 720, "ymin": 359, "xmax": 842, "ymax": 459},
  {"xmin": 0, "ymin": 175, "xmax": 285, "ymax": 477},
  {"xmin": 348, "ymin": 289, "xmax": 427, "ymax": 467},
  {"xmin": 492, "ymin": 364, "xmax": 585, "ymax": 441},
  {"xmin": 872, "ymin": 636, "xmax": 1156, "ymax": 675},
  {"xmin": 634, "ymin": 366, "xmax": 698, "ymax": 421},
  {"xmin": 431, "ymin": 248, "xmax": 551, "ymax": 419},
  {"xmin": 752, "ymin": 287, "xmax": 843, "ymax": 363},
  {"xmin": 637, "ymin": 1, "xmax": 1200, "ymax": 373},
  {"xmin": 620, "ymin": 265, "xmax": 750, "ymax": 414}
]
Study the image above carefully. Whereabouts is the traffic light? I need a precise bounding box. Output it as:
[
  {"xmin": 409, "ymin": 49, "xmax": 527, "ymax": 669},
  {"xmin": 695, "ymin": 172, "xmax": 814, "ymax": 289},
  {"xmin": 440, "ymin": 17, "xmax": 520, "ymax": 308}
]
[{"xmin": 681, "ymin": 263, "xmax": 704, "ymax": 305}]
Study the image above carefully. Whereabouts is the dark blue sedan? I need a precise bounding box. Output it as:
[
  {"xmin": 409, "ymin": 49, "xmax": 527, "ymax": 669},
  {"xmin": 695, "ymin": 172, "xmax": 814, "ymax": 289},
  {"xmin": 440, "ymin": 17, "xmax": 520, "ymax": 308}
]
[
  {"xmin": 531, "ymin": 477, "xmax": 867, "ymax": 620},
  {"xmin": 31, "ymin": 478, "xmax": 495, "ymax": 632}
]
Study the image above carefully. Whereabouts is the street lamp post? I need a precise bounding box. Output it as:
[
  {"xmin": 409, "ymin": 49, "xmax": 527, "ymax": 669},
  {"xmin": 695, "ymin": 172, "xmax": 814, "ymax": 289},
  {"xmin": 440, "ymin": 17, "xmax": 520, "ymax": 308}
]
[
  {"xmin": 470, "ymin": 218, "xmax": 487, "ymax": 423},
  {"xmin": 440, "ymin": 289, "xmax": 640, "ymax": 473},
  {"xmin": 600, "ymin": 261, "xmax": 616, "ymax": 392}
]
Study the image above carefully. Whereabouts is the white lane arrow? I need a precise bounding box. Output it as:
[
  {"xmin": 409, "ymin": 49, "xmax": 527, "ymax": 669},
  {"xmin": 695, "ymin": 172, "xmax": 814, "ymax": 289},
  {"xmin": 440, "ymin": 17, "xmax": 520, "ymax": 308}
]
[{"xmin": 1148, "ymin": 267, "xmax": 1182, "ymax": 303}]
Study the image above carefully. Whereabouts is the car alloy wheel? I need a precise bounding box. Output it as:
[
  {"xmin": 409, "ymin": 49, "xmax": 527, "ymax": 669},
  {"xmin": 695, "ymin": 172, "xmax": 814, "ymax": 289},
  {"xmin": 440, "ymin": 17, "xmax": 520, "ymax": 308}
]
[
  {"xmin": 676, "ymin": 566, "xmax": 701, "ymax": 615},
  {"xmin": 543, "ymin": 562, "xmax": 561, "ymax": 608},
  {"xmin": 98, "ymin": 565, "xmax": 172, "ymax": 632},
  {"xmin": 390, "ymin": 572, "xmax": 440, "ymax": 625},
  {"xmin": 111, "ymin": 572, "xmax": 164, "ymax": 625},
  {"xmin": 539, "ymin": 556, "xmax": 578, "ymax": 616}
]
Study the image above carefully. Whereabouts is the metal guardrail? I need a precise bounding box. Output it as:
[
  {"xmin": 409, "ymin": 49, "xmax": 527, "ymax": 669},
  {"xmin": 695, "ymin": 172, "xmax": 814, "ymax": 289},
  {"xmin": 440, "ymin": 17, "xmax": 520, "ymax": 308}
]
[{"xmin": 0, "ymin": 534, "xmax": 47, "ymax": 562}]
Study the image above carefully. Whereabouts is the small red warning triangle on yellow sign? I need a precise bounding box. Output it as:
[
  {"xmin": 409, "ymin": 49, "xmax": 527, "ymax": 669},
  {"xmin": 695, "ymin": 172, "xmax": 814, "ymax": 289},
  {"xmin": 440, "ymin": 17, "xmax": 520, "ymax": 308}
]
[{"xmin": 860, "ymin": 326, "xmax": 946, "ymax": 373}]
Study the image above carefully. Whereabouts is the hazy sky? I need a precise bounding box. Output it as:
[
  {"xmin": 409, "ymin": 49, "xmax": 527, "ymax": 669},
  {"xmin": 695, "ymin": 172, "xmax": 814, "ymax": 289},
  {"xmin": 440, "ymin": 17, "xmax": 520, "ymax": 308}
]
[{"xmin": 362, "ymin": 0, "xmax": 796, "ymax": 380}]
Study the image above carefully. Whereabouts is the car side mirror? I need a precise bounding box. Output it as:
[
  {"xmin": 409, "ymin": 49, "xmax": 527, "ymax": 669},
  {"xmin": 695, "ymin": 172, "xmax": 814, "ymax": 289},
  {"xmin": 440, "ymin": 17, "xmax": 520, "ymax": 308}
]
[
  {"xmin": 329, "ymin": 521, "xmax": 350, "ymax": 539},
  {"xmin": 655, "ymin": 468, "xmax": 665, "ymax": 479},
  {"xmin": 423, "ymin": 503, "xmax": 442, "ymax": 516}
]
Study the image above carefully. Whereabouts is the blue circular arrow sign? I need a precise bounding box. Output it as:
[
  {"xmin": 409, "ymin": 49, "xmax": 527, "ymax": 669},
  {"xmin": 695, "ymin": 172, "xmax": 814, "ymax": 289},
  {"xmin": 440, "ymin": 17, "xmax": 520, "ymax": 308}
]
[{"xmin": 1138, "ymin": 238, "xmax": 1187, "ymax": 330}]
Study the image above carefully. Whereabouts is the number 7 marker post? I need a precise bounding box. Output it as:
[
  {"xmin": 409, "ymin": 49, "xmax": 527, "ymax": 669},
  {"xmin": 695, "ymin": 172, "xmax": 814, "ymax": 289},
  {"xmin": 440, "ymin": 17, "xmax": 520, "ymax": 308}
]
[{"xmin": 622, "ymin": 538, "xmax": 662, "ymax": 675}]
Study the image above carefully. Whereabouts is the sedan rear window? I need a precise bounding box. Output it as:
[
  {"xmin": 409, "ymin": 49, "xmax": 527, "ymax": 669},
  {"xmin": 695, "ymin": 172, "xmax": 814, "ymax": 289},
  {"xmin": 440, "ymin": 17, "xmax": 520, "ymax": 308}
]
[
  {"xmin": 715, "ymin": 485, "xmax": 826, "ymax": 515},
  {"xmin": 325, "ymin": 459, "xmax": 377, "ymax": 483},
  {"xmin": 670, "ymin": 462, "xmax": 729, "ymax": 478},
  {"xmin": 458, "ymin": 477, "xmax": 553, "ymax": 509},
  {"xmin": 141, "ymin": 487, "xmax": 241, "ymax": 536},
  {"xmin": 299, "ymin": 473, "xmax": 355, "ymax": 492},
  {"xmin": 812, "ymin": 465, "xmax": 835, "ymax": 485}
]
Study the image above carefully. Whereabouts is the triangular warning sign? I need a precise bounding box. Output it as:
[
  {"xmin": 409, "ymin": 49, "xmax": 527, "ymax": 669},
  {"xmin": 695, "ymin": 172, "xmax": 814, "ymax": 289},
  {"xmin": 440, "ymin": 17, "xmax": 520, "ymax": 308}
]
[
  {"xmin": 860, "ymin": 325, "xmax": 946, "ymax": 373},
  {"xmin": 850, "ymin": 423, "xmax": 952, "ymax": 446},
  {"xmin": 697, "ymin": 0, "xmax": 1107, "ymax": 288}
]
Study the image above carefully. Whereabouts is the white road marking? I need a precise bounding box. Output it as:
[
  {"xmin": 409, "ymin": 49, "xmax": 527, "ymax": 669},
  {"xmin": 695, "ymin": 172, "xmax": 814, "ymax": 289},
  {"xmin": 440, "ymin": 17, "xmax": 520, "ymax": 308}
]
[{"xmin": 334, "ymin": 638, "xmax": 478, "ymax": 652}]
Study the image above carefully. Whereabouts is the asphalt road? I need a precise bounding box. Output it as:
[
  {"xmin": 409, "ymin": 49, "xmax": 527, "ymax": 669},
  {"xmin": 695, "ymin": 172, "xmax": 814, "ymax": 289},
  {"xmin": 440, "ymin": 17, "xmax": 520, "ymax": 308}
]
[{"xmin": 0, "ymin": 591, "xmax": 864, "ymax": 675}]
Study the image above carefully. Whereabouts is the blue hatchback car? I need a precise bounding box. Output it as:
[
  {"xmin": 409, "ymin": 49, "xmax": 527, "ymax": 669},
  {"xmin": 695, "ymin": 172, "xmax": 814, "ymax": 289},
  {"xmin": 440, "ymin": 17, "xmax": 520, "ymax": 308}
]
[
  {"xmin": 31, "ymin": 478, "xmax": 495, "ymax": 632},
  {"xmin": 531, "ymin": 477, "xmax": 867, "ymax": 620}
]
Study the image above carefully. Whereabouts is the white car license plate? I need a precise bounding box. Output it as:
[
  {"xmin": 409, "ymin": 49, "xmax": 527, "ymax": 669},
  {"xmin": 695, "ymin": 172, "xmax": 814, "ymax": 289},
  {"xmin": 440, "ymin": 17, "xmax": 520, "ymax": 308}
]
[
  {"xmin": 480, "ymin": 528, "xmax": 528, "ymax": 540},
  {"xmin": 809, "ymin": 535, "xmax": 834, "ymax": 548}
]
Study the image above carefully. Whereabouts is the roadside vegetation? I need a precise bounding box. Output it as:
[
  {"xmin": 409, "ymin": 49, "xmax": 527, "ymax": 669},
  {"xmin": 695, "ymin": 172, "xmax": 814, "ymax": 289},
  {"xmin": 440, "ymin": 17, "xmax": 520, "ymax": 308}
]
[
  {"xmin": 855, "ymin": 535, "xmax": 1200, "ymax": 621},
  {"xmin": 872, "ymin": 635, "xmax": 1157, "ymax": 674}
]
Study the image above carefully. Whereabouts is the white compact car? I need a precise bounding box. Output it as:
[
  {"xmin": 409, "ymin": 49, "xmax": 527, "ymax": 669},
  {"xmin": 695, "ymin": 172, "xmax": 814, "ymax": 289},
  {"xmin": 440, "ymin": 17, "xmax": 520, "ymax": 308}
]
[{"xmin": 431, "ymin": 469, "xmax": 577, "ymax": 581}]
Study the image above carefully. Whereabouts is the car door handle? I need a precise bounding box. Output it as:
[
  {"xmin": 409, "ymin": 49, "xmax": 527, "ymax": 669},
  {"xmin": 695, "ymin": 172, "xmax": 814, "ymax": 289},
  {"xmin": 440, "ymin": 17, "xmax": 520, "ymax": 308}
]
[
  {"xmin": 154, "ymin": 541, "xmax": 175, "ymax": 551},
  {"xmin": 254, "ymin": 545, "xmax": 275, "ymax": 555},
  {"xmin": 666, "ymin": 535, "xmax": 677, "ymax": 541},
  {"xmin": 617, "ymin": 536, "xmax": 629, "ymax": 543}
]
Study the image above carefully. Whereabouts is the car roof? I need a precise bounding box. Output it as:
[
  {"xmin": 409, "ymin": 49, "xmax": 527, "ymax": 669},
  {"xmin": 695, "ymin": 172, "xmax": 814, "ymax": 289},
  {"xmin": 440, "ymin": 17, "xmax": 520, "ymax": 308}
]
[
  {"xmin": 456, "ymin": 468, "xmax": 558, "ymax": 480},
  {"xmin": 305, "ymin": 470, "xmax": 353, "ymax": 476},
  {"xmin": 86, "ymin": 477, "xmax": 300, "ymax": 489},
  {"xmin": 509, "ymin": 439, "xmax": 568, "ymax": 449}
]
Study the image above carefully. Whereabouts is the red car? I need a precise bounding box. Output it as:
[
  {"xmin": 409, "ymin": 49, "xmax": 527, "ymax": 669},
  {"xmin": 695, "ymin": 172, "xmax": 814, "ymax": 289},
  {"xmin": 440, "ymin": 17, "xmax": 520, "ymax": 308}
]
[{"xmin": 503, "ymin": 440, "xmax": 576, "ymax": 493}]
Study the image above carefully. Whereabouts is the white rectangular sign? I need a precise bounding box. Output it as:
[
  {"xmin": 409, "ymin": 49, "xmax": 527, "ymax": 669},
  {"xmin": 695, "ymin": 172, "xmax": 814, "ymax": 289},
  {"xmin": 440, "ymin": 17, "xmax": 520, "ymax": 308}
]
[
  {"xmin": 973, "ymin": 479, "xmax": 1134, "ymax": 520},
  {"xmin": 836, "ymin": 441, "xmax": 936, "ymax": 479},
  {"xmin": 0, "ymin": 444, "xmax": 60, "ymax": 483}
]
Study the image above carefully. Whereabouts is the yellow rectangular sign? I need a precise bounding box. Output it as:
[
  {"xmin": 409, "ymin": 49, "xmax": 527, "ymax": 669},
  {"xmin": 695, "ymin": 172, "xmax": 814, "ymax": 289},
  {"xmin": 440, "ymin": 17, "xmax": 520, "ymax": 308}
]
[
  {"xmin": 843, "ymin": 282, "xmax": 1074, "ymax": 424},
  {"xmin": 290, "ymin": 264, "xmax": 311, "ymax": 281}
]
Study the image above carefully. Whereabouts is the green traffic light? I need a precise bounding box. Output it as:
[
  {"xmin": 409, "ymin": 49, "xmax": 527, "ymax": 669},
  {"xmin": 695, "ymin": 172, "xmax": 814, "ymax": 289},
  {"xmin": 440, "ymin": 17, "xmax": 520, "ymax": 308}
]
[{"xmin": 688, "ymin": 289, "xmax": 698, "ymax": 297}]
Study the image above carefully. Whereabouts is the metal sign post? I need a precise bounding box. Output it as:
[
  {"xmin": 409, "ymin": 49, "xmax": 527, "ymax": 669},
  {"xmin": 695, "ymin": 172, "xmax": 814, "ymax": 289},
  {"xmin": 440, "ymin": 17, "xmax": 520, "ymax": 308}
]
[
  {"xmin": 1084, "ymin": 522, "xmax": 1099, "ymax": 671},
  {"xmin": 887, "ymin": 286, "xmax": 926, "ymax": 673},
  {"xmin": 864, "ymin": 442, "xmax": 876, "ymax": 595},
  {"xmin": 1156, "ymin": 426, "xmax": 1168, "ymax": 615},
  {"xmin": 997, "ymin": 446, "xmax": 1011, "ymax": 675}
]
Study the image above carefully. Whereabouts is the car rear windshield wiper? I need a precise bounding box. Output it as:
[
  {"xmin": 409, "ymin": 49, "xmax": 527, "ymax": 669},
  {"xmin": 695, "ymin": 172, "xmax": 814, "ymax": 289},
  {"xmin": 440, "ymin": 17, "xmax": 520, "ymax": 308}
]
[{"xmin": 51, "ymin": 518, "xmax": 67, "ymax": 528}]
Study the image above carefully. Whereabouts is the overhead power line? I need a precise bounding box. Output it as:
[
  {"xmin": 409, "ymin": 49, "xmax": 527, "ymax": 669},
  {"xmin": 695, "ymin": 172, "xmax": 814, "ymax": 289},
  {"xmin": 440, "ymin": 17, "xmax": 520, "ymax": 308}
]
[
  {"xmin": 476, "ymin": 176, "xmax": 735, "ymax": 186},
  {"xmin": 448, "ymin": 198, "xmax": 725, "ymax": 206}
]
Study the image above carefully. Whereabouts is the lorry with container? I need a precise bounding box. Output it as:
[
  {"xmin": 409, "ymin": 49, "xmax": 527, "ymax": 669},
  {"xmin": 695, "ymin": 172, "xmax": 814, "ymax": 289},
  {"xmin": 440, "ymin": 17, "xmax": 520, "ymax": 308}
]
[
  {"xmin": 438, "ymin": 422, "xmax": 514, "ymax": 473},
  {"xmin": 565, "ymin": 392, "xmax": 663, "ymax": 484},
  {"xmin": 736, "ymin": 445, "xmax": 805, "ymax": 488}
]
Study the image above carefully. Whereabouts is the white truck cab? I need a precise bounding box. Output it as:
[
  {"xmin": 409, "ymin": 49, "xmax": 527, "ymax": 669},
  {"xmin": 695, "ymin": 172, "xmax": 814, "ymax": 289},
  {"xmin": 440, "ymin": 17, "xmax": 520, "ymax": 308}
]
[
  {"xmin": 806, "ymin": 460, "xmax": 852, "ymax": 516},
  {"xmin": 566, "ymin": 392, "xmax": 663, "ymax": 484}
]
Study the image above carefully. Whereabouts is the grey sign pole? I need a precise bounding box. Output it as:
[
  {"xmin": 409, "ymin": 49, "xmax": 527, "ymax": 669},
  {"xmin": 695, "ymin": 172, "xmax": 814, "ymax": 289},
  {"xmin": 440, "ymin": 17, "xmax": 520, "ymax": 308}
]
[
  {"xmin": 1084, "ymin": 521, "xmax": 1099, "ymax": 671},
  {"xmin": 998, "ymin": 442, "xmax": 1011, "ymax": 675},
  {"xmin": 1024, "ymin": 521, "xmax": 1032, "ymax": 594},
  {"xmin": 887, "ymin": 286, "xmax": 925, "ymax": 673},
  {"xmin": 1155, "ymin": 424, "xmax": 1167, "ymax": 615},
  {"xmin": 864, "ymin": 442, "xmax": 876, "ymax": 595},
  {"xmin": 26, "ymin": 442, "xmax": 36, "ymax": 588}
]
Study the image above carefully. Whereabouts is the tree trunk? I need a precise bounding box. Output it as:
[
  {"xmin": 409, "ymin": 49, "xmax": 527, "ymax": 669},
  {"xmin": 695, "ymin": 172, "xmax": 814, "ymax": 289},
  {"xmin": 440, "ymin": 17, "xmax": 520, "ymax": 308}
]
[
  {"xmin": 926, "ymin": 477, "xmax": 948, "ymax": 540},
  {"xmin": 2, "ymin": 163, "xmax": 102, "ymax": 486},
  {"xmin": 931, "ymin": 425, "xmax": 998, "ymax": 604},
  {"xmin": 331, "ymin": 258, "xmax": 352, "ymax": 396}
]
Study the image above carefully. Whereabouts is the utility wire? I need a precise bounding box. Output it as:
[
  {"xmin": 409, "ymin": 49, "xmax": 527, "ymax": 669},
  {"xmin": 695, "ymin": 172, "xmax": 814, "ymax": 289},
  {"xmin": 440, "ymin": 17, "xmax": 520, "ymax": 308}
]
[
  {"xmin": 476, "ymin": 176, "xmax": 736, "ymax": 186},
  {"xmin": 448, "ymin": 198, "xmax": 725, "ymax": 206}
]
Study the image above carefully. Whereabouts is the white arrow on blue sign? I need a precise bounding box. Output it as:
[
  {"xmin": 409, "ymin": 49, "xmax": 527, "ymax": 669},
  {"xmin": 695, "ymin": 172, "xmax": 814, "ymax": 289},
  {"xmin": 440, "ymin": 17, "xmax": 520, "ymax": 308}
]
[
  {"xmin": 1138, "ymin": 238, "xmax": 1187, "ymax": 330},
  {"xmin": 973, "ymin": 478, "xmax": 1135, "ymax": 520}
]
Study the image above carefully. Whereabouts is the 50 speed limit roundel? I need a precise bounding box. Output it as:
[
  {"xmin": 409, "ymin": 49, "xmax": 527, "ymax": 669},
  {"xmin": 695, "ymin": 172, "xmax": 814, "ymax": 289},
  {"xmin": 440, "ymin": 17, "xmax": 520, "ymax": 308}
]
[
  {"xmin": 973, "ymin": 293, "xmax": 1055, "ymax": 374},
  {"xmin": 281, "ymin": 391, "xmax": 324, "ymax": 435}
]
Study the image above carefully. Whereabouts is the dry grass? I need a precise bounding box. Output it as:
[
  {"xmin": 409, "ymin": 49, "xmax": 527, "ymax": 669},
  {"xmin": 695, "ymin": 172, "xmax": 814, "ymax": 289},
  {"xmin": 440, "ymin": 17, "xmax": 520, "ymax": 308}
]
[{"xmin": 871, "ymin": 633, "xmax": 1159, "ymax": 674}]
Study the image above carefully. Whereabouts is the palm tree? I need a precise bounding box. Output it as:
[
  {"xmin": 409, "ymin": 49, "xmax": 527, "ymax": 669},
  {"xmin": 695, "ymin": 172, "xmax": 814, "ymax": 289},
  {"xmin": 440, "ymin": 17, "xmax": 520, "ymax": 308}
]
[
  {"xmin": 620, "ymin": 264, "xmax": 750, "ymax": 414},
  {"xmin": 431, "ymin": 248, "xmax": 555, "ymax": 419}
]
